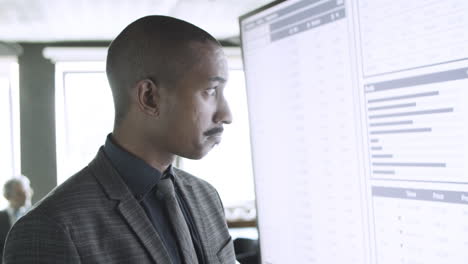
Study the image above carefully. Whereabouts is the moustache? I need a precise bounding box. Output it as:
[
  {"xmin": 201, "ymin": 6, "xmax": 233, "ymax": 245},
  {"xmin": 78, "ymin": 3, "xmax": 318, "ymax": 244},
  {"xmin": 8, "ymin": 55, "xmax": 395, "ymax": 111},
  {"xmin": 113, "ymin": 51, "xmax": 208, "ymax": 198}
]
[{"xmin": 204, "ymin": 127, "xmax": 224, "ymax": 136}]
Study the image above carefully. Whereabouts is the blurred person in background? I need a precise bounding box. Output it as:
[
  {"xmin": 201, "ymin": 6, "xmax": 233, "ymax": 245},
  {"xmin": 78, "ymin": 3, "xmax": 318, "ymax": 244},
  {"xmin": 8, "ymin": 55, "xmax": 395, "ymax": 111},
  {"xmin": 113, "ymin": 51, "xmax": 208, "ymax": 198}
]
[{"xmin": 0, "ymin": 176, "xmax": 33, "ymax": 261}]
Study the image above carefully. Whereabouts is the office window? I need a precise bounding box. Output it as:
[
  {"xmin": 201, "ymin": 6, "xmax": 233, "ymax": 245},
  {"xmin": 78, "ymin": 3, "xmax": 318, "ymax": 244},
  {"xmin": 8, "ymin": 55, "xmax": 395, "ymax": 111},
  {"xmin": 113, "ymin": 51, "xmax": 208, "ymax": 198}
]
[
  {"xmin": 0, "ymin": 57, "xmax": 20, "ymax": 208},
  {"xmin": 54, "ymin": 61, "xmax": 114, "ymax": 184}
]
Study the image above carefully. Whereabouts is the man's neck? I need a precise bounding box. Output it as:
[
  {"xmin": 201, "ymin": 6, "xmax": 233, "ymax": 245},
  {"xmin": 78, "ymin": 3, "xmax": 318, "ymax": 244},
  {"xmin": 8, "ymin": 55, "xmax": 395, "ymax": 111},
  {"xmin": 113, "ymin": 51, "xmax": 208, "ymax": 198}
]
[
  {"xmin": 8, "ymin": 205, "xmax": 20, "ymax": 212},
  {"xmin": 111, "ymin": 130, "xmax": 174, "ymax": 172}
]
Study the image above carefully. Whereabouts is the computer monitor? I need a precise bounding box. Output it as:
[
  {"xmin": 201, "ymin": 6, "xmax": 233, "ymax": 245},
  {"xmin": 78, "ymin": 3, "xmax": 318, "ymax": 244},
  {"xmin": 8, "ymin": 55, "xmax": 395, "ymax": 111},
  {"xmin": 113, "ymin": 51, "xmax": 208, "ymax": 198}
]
[{"xmin": 240, "ymin": 0, "xmax": 468, "ymax": 263}]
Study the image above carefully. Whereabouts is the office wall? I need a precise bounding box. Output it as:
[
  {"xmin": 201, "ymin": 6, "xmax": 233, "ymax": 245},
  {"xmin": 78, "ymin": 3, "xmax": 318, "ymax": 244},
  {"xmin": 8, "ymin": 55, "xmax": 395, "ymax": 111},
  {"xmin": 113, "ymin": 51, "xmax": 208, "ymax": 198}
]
[
  {"xmin": 18, "ymin": 42, "xmax": 109, "ymax": 203},
  {"xmin": 19, "ymin": 43, "xmax": 56, "ymax": 203}
]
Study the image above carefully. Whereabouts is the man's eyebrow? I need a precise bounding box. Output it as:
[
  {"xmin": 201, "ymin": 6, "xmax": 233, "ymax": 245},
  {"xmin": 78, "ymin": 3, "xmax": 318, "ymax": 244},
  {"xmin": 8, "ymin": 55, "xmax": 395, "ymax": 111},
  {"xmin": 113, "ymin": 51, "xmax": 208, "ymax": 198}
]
[{"xmin": 209, "ymin": 76, "xmax": 227, "ymax": 83}]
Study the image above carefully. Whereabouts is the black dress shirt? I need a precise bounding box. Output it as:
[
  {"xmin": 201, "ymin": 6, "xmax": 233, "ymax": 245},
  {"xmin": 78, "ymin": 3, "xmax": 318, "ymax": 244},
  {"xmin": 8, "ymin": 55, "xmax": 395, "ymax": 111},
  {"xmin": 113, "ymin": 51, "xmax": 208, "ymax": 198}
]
[{"xmin": 103, "ymin": 135, "xmax": 205, "ymax": 264}]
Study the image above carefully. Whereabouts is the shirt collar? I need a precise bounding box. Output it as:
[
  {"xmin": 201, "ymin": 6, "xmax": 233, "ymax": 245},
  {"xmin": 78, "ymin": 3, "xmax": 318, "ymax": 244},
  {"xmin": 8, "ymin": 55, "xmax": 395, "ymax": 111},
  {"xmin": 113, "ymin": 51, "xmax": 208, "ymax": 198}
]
[
  {"xmin": 103, "ymin": 134, "xmax": 173, "ymax": 201},
  {"xmin": 6, "ymin": 206, "xmax": 26, "ymax": 226}
]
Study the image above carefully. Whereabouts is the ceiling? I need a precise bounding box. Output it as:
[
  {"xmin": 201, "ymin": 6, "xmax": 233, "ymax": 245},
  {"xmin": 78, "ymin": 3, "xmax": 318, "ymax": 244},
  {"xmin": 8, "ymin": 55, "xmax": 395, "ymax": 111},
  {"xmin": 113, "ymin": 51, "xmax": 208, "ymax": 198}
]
[{"xmin": 0, "ymin": 0, "xmax": 272, "ymax": 43}]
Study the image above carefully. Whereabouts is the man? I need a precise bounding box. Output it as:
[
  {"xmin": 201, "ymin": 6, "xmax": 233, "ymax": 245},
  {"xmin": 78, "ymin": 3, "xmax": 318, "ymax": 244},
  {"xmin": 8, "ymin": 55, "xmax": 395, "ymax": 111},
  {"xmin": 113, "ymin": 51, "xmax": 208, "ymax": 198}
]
[
  {"xmin": 4, "ymin": 16, "xmax": 236, "ymax": 263},
  {"xmin": 0, "ymin": 176, "xmax": 33, "ymax": 261}
]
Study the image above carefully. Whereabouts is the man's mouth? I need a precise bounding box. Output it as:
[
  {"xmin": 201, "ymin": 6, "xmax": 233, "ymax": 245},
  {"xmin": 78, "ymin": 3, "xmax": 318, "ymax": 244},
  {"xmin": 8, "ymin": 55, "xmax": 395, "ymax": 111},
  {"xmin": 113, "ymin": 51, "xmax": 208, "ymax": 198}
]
[{"xmin": 204, "ymin": 127, "xmax": 224, "ymax": 137}]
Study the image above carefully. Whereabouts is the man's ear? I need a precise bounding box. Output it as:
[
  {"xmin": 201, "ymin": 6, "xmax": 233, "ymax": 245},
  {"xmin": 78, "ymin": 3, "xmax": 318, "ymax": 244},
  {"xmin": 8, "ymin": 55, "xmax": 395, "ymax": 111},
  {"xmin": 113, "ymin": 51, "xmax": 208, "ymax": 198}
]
[{"xmin": 135, "ymin": 78, "xmax": 160, "ymax": 116}]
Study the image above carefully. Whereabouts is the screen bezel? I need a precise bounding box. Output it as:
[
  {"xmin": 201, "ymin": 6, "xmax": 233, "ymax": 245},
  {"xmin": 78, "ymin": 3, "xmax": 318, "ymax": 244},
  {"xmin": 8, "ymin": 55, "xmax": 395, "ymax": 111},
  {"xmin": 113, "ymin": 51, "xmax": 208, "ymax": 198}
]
[{"xmin": 238, "ymin": 1, "xmax": 289, "ymax": 263}]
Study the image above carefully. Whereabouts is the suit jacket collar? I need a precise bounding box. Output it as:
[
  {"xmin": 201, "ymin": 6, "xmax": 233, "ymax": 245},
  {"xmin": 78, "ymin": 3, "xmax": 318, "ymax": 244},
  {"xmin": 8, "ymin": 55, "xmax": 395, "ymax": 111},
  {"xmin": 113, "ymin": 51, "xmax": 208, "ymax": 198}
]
[
  {"xmin": 88, "ymin": 148, "xmax": 172, "ymax": 263},
  {"xmin": 103, "ymin": 135, "xmax": 165, "ymax": 201},
  {"xmin": 172, "ymin": 169, "xmax": 210, "ymax": 260}
]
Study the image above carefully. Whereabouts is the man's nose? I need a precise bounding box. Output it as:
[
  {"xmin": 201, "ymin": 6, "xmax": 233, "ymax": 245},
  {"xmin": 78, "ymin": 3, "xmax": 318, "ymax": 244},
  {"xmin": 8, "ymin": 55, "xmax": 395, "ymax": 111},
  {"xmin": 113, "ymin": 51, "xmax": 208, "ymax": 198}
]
[{"xmin": 214, "ymin": 97, "xmax": 233, "ymax": 125}]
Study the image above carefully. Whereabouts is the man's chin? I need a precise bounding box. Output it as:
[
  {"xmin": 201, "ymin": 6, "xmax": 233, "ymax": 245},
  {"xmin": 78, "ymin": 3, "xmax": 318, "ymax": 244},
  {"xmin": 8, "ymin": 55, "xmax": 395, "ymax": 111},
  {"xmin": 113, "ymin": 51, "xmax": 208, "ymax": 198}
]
[
  {"xmin": 177, "ymin": 138, "xmax": 222, "ymax": 160},
  {"xmin": 189, "ymin": 145, "xmax": 219, "ymax": 160},
  {"xmin": 180, "ymin": 148, "xmax": 209, "ymax": 160}
]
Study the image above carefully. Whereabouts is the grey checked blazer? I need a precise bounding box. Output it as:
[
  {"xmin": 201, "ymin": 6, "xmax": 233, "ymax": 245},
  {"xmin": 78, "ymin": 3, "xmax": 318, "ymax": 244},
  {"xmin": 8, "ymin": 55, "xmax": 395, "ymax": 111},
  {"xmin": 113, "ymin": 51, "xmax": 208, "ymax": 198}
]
[{"xmin": 3, "ymin": 148, "xmax": 236, "ymax": 264}]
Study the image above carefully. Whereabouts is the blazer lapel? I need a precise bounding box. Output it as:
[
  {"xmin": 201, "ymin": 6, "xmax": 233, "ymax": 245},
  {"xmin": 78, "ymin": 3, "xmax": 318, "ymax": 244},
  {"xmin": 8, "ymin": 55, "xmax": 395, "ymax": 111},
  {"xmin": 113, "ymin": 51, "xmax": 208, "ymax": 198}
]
[
  {"xmin": 173, "ymin": 173, "xmax": 211, "ymax": 258},
  {"xmin": 90, "ymin": 148, "xmax": 172, "ymax": 263},
  {"xmin": 117, "ymin": 196, "xmax": 172, "ymax": 263}
]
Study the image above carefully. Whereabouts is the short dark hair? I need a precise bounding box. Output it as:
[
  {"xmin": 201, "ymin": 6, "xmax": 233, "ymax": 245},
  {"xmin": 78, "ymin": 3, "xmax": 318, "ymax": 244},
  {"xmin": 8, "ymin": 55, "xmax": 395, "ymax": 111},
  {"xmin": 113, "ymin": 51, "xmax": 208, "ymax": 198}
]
[{"xmin": 106, "ymin": 15, "xmax": 219, "ymax": 124}]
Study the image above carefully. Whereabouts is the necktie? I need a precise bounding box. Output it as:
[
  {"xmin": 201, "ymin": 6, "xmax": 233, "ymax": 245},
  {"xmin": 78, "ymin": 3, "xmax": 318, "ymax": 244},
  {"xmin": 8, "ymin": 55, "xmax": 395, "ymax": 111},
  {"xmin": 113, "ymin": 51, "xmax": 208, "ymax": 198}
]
[{"xmin": 158, "ymin": 178, "xmax": 199, "ymax": 264}]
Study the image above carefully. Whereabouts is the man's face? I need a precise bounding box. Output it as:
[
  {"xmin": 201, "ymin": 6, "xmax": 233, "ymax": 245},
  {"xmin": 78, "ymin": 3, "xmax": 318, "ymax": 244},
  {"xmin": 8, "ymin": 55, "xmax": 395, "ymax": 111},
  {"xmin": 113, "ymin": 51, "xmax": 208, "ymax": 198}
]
[
  {"xmin": 156, "ymin": 42, "xmax": 232, "ymax": 159},
  {"xmin": 9, "ymin": 182, "xmax": 32, "ymax": 209}
]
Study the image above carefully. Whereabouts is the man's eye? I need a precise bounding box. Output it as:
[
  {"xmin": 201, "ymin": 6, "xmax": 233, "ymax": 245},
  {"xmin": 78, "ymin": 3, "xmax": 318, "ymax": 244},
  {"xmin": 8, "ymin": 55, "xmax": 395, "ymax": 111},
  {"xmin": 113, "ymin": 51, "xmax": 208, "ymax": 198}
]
[{"xmin": 206, "ymin": 87, "xmax": 217, "ymax": 96}]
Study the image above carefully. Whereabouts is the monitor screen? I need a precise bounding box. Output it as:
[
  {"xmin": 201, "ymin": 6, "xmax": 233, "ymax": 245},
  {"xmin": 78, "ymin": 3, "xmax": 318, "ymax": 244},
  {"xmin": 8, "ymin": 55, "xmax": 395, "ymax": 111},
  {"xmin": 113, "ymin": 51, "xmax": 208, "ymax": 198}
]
[{"xmin": 240, "ymin": 0, "xmax": 468, "ymax": 263}]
